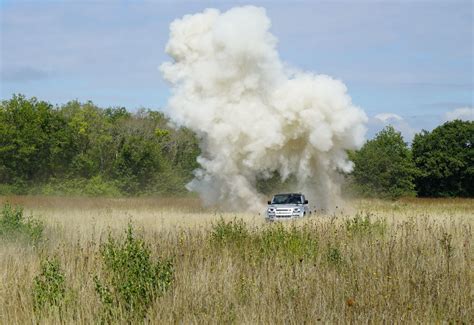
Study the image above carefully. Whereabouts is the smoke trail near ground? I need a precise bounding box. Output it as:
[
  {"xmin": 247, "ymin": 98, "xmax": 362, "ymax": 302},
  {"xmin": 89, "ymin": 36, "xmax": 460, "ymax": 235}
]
[{"xmin": 161, "ymin": 6, "xmax": 367, "ymax": 211}]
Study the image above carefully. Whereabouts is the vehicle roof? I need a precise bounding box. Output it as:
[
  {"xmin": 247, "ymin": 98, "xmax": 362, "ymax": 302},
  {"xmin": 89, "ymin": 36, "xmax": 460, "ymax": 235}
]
[{"xmin": 273, "ymin": 193, "xmax": 303, "ymax": 196}]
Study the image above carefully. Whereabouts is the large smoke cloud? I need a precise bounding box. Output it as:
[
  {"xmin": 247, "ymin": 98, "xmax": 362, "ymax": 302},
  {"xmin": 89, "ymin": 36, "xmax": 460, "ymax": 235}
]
[{"xmin": 161, "ymin": 6, "xmax": 367, "ymax": 211}]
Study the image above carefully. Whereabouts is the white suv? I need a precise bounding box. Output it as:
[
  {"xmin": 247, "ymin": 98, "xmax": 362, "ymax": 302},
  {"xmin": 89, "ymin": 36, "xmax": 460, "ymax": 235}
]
[{"xmin": 266, "ymin": 193, "xmax": 309, "ymax": 221}]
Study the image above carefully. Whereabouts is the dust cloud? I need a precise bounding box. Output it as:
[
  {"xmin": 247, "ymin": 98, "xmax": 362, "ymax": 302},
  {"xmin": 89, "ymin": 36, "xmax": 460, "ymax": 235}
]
[{"xmin": 161, "ymin": 6, "xmax": 367, "ymax": 211}]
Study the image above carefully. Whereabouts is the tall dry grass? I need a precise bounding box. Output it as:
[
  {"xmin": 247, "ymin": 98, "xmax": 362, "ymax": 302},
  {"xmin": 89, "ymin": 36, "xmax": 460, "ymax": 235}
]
[{"xmin": 0, "ymin": 196, "xmax": 472, "ymax": 323}]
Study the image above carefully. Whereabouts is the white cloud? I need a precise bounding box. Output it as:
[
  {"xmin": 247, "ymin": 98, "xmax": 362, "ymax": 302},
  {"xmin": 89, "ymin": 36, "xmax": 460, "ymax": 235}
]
[
  {"xmin": 374, "ymin": 113, "xmax": 403, "ymax": 123},
  {"xmin": 444, "ymin": 107, "xmax": 474, "ymax": 122},
  {"xmin": 370, "ymin": 112, "xmax": 418, "ymax": 142}
]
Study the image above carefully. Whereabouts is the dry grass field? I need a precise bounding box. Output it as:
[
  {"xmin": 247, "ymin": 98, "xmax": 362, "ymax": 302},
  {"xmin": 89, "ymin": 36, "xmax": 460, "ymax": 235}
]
[{"xmin": 0, "ymin": 196, "xmax": 472, "ymax": 323}]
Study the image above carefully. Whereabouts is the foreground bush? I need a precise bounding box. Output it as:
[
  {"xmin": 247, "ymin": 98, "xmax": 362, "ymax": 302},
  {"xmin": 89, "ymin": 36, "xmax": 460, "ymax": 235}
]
[
  {"xmin": 94, "ymin": 224, "xmax": 174, "ymax": 322},
  {"xmin": 0, "ymin": 203, "xmax": 43, "ymax": 243},
  {"xmin": 345, "ymin": 212, "xmax": 387, "ymax": 236},
  {"xmin": 33, "ymin": 258, "xmax": 67, "ymax": 313}
]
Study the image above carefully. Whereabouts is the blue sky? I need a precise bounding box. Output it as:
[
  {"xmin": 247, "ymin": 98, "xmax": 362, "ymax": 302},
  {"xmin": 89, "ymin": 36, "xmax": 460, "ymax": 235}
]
[{"xmin": 1, "ymin": 0, "xmax": 472, "ymax": 140}]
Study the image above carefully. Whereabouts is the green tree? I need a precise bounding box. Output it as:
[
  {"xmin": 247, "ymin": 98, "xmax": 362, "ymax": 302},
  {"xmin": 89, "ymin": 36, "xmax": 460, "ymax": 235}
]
[
  {"xmin": 0, "ymin": 95, "xmax": 73, "ymax": 186},
  {"xmin": 0, "ymin": 95, "xmax": 200, "ymax": 196},
  {"xmin": 412, "ymin": 120, "xmax": 473, "ymax": 197},
  {"xmin": 163, "ymin": 127, "xmax": 200, "ymax": 180},
  {"xmin": 61, "ymin": 100, "xmax": 114, "ymax": 178},
  {"xmin": 349, "ymin": 126, "xmax": 417, "ymax": 199}
]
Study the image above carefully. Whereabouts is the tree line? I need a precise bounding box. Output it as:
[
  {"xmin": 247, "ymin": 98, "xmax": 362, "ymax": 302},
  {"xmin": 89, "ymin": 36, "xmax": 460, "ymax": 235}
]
[
  {"xmin": 349, "ymin": 121, "xmax": 473, "ymax": 198},
  {"xmin": 0, "ymin": 95, "xmax": 199, "ymax": 196},
  {"xmin": 0, "ymin": 94, "xmax": 472, "ymax": 198}
]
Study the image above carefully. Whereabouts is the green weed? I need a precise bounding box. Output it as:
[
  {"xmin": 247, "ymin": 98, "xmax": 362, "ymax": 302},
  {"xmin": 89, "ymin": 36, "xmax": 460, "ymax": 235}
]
[
  {"xmin": 257, "ymin": 223, "xmax": 319, "ymax": 261},
  {"xmin": 33, "ymin": 258, "xmax": 66, "ymax": 313},
  {"xmin": 326, "ymin": 245, "xmax": 344, "ymax": 266},
  {"xmin": 210, "ymin": 217, "xmax": 249, "ymax": 245},
  {"xmin": 345, "ymin": 212, "xmax": 387, "ymax": 237},
  {"xmin": 210, "ymin": 219, "xmax": 319, "ymax": 262},
  {"xmin": 94, "ymin": 223, "xmax": 173, "ymax": 322},
  {"xmin": 0, "ymin": 203, "xmax": 43, "ymax": 244}
]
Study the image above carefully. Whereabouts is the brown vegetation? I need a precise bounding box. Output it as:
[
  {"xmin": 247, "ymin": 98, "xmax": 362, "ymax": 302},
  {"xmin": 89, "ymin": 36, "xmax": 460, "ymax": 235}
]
[{"xmin": 0, "ymin": 196, "xmax": 472, "ymax": 323}]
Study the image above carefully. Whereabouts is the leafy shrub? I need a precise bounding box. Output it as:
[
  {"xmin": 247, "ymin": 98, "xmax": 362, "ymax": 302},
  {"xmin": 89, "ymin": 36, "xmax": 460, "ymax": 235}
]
[
  {"xmin": 0, "ymin": 183, "xmax": 27, "ymax": 195},
  {"xmin": 210, "ymin": 217, "xmax": 249, "ymax": 245},
  {"xmin": 82, "ymin": 176, "xmax": 122, "ymax": 196},
  {"xmin": 94, "ymin": 223, "xmax": 173, "ymax": 321},
  {"xmin": 0, "ymin": 203, "xmax": 43, "ymax": 243},
  {"xmin": 326, "ymin": 245, "xmax": 344, "ymax": 266},
  {"xmin": 210, "ymin": 219, "xmax": 319, "ymax": 261},
  {"xmin": 258, "ymin": 224, "xmax": 319, "ymax": 260},
  {"xmin": 345, "ymin": 213, "xmax": 387, "ymax": 237},
  {"xmin": 39, "ymin": 177, "xmax": 121, "ymax": 197},
  {"xmin": 33, "ymin": 258, "xmax": 66, "ymax": 312}
]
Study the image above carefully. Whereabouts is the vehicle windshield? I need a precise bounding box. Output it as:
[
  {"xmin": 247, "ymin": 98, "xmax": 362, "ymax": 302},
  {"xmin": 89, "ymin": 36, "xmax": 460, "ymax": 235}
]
[{"xmin": 271, "ymin": 194, "xmax": 303, "ymax": 205}]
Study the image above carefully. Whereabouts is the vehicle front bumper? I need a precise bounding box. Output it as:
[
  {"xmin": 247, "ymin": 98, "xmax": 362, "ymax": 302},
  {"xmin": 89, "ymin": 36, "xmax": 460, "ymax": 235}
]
[{"xmin": 266, "ymin": 213, "xmax": 304, "ymax": 221}]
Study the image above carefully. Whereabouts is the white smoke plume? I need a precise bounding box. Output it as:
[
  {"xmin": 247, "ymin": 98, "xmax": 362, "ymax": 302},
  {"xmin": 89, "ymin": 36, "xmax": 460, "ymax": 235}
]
[{"xmin": 161, "ymin": 6, "xmax": 367, "ymax": 211}]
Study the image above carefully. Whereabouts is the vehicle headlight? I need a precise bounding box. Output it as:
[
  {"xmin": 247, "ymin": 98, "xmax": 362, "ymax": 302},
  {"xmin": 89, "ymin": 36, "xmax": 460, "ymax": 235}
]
[{"xmin": 293, "ymin": 208, "xmax": 301, "ymax": 213}]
